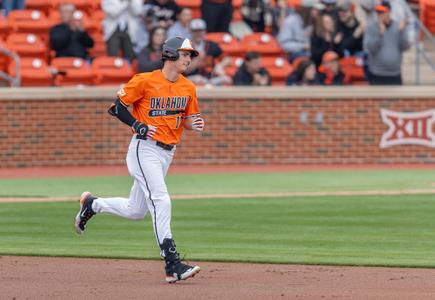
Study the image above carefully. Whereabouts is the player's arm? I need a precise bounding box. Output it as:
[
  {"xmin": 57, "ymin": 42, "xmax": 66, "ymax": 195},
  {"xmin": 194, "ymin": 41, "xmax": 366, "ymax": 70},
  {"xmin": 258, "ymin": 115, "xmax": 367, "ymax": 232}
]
[{"xmin": 108, "ymin": 97, "xmax": 156, "ymax": 137}]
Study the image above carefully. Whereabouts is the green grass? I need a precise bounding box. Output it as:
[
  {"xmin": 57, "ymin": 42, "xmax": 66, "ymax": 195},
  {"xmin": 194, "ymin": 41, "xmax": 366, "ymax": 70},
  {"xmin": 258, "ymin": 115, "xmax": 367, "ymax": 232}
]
[
  {"xmin": 1, "ymin": 194, "xmax": 435, "ymax": 268},
  {"xmin": 1, "ymin": 169, "xmax": 435, "ymax": 198}
]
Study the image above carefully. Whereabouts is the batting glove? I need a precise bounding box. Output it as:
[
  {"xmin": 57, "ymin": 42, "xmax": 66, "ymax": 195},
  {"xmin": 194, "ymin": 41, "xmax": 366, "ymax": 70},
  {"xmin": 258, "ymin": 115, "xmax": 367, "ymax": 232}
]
[
  {"xmin": 192, "ymin": 117, "xmax": 205, "ymax": 132},
  {"xmin": 132, "ymin": 121, "xmax": 148, "ymax": 136}
]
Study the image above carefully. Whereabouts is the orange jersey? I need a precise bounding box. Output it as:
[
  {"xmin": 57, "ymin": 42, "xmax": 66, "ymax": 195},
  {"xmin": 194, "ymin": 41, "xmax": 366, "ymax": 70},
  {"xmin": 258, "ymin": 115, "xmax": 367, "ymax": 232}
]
[{"xmin": 117, "ymin": 70, "xmax": 201, "ymax": 145}]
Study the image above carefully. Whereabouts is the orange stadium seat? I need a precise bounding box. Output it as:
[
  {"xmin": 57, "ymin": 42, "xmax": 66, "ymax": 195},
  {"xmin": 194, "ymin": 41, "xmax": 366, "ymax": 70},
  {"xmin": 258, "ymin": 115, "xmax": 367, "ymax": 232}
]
[
  {"xmin": 205, "ymin": 32, "xmax": 245, "ymax": 56},
  {"xmin": 339, "ymin": 56, "xmax": 366, "ymax": 84},
  {"xmin": 92, "ymin": 56, "xmax": 133, "ymax": 85},
  {"xmin": 9, "ymin": 57, "xmax": 53, "ymax": 86},
  {"xmin": 7, "ymin": 10, "xmax": 52, "ymax": 42},
  {"xmin": 6, "ymin": 33, "xmax": 48, "ymax": 61},
  {"xmin": 261, "ymin": 56, "xmax": 293, "ymax": 85},
  {"xmin": 89, "ymin": 32, "xmax": 107, "ymax": 59},
  {"xmin": 224, "ymin": 56, "xmax": 243, "ymax": 77},
  {"xmin": 0, "ymin": 38, "xmax": 10, "ymax": 72},
  {"xmin": 0, "ymin": 14, "xmax": 11, "ymax": 40},
  {"xmin": 424, "ymin": 4, "xmax": 435, "ymax": 33},
  {"xmin": 51, "ymin": 57, "xmax": 94, "ymax": 86},
  {"xmin": 240, "ymin": 33, "xmax": 283, "ymax": 56},
  {"xmin": 25, "ymin": 0, "xmax": 55, "ymax": 16},
  {"xmin": 176, "ymin": 0, "xmax": 201, "ymax": 18}
]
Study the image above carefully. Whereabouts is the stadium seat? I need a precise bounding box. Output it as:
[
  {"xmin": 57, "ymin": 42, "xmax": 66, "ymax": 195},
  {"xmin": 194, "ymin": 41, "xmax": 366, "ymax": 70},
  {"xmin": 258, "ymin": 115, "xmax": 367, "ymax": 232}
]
[
  {"xmin": 0, "ymin": 14, "xmax": 11, "ymax": 40},
  {"xmin": 424, "ymin": 3, "xmax": 435, "ymax": 33},
  {"xmin": 9, "ymin": 57, "xmax": 53, "ymax": 86},
  {"xmin": 89, "ymin": 32, "xmax": 107, "ymax": 59},
  {"xmin": 261, "ymin": 56, "xmax": 293, "ymax": 85},
  {"xmin": 205, "ymin": 32, "xmax": 245, "ymax": 56},
  {"xmin": 224, "ymin": 56, "xmax": 244, "ymax": 77},
  {"xmin": 92, "ymin": 56, "xmax": 133, "ymax": 85},
  {"xmin": 6, "ymin": 33, "xmax": 48, "ymax": 61},
  {"xmin": 25, "ymin": 0, "xmax": 54, "ymax": 16},
  {"xmin": 175, "ymin": 0, "xmax": 201, "ymax": 18},
  {"xmin": 240, "ymin": 33, "xmax": 283, "ymax": 56},
  {"xmin": 7, "ymin": 10, "xmax": 51, "ymax": 42},
  {"xmin": 51, "ymin": 57, "xmax": 94, "ymax": 86},
  {"xmin": 291, "ymin": 55, "xmax": 310, "ymax": 70},
  {"xmin": 339, "ymin": 56, "xmax": 366, "ymax": 84}
]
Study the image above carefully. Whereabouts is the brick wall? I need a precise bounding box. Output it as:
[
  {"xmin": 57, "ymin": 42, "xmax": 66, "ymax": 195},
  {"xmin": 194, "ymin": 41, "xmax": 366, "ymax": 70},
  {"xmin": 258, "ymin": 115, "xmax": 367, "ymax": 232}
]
[{"xmin": 0, "ymin": 90, "xmax": 434, "ymax": 167}]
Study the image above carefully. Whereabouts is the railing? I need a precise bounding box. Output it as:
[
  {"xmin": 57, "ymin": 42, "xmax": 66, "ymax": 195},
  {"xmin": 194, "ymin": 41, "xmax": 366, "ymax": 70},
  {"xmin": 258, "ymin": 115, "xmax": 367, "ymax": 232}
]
[
  {"xmin": 399, "ymin": 0, "xmax": 435, "ymax": 84},
  {"xmin": 0, "ymin": 46, "xmax": 20, "ymax": 87}
]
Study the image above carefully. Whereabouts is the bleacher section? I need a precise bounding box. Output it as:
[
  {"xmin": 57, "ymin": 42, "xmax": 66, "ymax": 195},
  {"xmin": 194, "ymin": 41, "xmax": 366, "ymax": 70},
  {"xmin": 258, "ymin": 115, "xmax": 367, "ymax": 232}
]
[{"xmin": 0, "ymin": 0, "xmax": 432, "ymax": 87}]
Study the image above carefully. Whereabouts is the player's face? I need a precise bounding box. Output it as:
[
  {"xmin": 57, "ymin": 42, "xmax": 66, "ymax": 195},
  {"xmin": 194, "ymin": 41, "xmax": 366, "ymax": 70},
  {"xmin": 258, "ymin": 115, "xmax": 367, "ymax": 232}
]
[{"xmin": 176, "ymin": 50, "xmax": 192, "ymax": 72}]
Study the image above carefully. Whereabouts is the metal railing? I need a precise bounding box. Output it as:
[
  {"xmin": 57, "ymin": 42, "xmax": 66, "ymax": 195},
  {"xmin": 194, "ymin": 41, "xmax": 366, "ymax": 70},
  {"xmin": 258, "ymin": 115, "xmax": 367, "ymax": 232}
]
[
  {"xmin": 0, "ymin": 46, "xmax": 20, "ymax": 87},
  {"xmin": 399, "ymin": 0, "xmax": 435, "ymax": 84}
]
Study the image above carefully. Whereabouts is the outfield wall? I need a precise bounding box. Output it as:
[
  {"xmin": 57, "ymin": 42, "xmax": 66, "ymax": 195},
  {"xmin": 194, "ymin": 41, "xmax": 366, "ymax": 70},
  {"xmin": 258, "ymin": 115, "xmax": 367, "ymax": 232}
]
[{"xmin": 0, "ymin": 86, "xmax": 434, "ymax": 167}]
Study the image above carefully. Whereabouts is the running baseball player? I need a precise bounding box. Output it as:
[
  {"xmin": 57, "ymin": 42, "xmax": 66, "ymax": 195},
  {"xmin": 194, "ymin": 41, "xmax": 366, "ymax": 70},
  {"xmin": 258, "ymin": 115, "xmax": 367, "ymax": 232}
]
[{"xmin": 74, "ymin": 36, "xmax": 205, "ymax": 283}]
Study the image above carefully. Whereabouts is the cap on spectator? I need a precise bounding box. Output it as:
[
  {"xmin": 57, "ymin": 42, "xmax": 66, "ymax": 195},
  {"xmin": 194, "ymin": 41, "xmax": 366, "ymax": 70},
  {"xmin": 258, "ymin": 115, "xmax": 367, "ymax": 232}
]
[
  {"xmin": 190, "ymin": 18, "xmax": 207, "ymax": 31},
  {"xmin": 322, "ymin": 51, "xmax": 339, "ymax": 63},
  {"xmin": 375, "ymin": 0, "xmax": 391, "ymax": 12},
  {"xmin": 320, "ymin": 0, "xmax": 337, "ymax": 5}
]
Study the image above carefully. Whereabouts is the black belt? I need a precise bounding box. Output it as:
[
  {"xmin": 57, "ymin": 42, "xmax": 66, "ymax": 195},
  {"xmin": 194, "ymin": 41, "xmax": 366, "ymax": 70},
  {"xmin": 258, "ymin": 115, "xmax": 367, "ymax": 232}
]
[{"xmin": 136, "ymin": 135, "xmax": 175, "ymax": 151}]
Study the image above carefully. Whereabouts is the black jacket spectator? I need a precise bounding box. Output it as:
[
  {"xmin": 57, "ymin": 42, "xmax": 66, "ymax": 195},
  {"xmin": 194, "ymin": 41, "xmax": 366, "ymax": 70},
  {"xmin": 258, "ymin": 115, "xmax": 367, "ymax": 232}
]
[
  {"xmin": 144, "ymin": 0, "xmax": 180, "ymax": 29},
  {"xmin": 233, "ymin": 52, "xmax": 271, "ymax": 86},
  {"xmin": 49, "ymin": 23, "xmax": 94, "ymax": 59}
]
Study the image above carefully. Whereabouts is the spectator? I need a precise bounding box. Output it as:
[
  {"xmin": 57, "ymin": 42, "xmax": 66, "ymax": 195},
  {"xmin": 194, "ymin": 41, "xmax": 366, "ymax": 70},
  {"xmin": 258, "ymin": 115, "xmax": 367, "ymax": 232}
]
[
  {"xmin": 49, "ymin": 4, "xmax": 94, "ymax": 60},
  {"xmin": 364, "ymin": 0, "xmax": 410, "ymax": 85},
  {"xmin": 336, "ymin": 1, "xmax": 364, "ymax": 56},
  {"xmin": 186, "ymin": 18, "xmax": 232, "ymax": 86},
  {"xmin": 310, "ymin": 13, "xmax": 343, "ymax": 67},
  {"xmin": 133, "ymin": 8, "xmax": 155, "ymax": 55},
  {"xmin": 270, "ymin": 0, "xmax": 293, "ymax": 36},
  {"xmin": 167, "ymin": 7, "xmax": 193, "ymax": 39},
  {"xmin": 277, "ymin": 0, "xmax": 314, "ymax": 63},
  {"xmin": 233, "ymin": 51, "xmax": 271, "ymax": 86},
  {"xmin": 286, "ymin": 59, "xmax": 319, "ymax": 85},
  {"xmin": 144, "ymin": 0, "xmax": 180, "ymax": 29},
  {"xmin": 240, "ymin": 0, "xmax": 271, "ymax": 33},
  {"xmin": 102, "ymin": 0, "xmax": 143, "ymax": 62},
  {"xmin": 137, "ymin": 26, "xmax": 166, "ymax": 73},
  {"xmin": 1, "ymin": 0, "xmax": 25, "ymax": 17},
  {"xmin": 201, "ymin": 0, "xmax": 233, "ymax": 32},
  {"xmin": 317, "ymin": 50, "xmax": 349, "ymax": 85}
]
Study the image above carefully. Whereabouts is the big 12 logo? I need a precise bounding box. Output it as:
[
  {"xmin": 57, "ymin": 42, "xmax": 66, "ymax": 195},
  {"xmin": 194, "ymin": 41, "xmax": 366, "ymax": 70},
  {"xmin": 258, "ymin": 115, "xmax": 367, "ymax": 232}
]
[{"xmin": 379, "ymin": 109, "xmax": 435, "ymax": 148}]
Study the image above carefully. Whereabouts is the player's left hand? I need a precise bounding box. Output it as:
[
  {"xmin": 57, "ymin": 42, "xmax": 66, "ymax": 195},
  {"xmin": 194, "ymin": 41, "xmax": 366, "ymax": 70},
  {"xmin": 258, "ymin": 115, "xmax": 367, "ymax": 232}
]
[
  {"xmin": 192, "ymin": 117, "xmax": 205, "ymax": 132},
  {"xmin": 147, "ymin": 125, "xmax": 157, "ymax": 138}
]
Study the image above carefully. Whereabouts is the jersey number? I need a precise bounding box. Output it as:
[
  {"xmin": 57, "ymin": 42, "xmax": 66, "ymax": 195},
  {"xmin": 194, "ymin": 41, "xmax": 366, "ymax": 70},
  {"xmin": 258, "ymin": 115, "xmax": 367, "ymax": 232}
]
[{"xmin": 175, "ymin": 116, "xmax": 183, "ymax": 129}]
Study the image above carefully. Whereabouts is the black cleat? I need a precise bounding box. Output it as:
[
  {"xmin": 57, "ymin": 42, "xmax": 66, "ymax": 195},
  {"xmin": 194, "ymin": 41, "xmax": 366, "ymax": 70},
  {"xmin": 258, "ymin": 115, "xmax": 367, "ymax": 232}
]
[
  {"xmin": 165, "ymin": 261, "xmax": 201, "ymax": 283},
  {"xmin": 74, "ymin": 191, "xmax": 96, "ymax": 234}
]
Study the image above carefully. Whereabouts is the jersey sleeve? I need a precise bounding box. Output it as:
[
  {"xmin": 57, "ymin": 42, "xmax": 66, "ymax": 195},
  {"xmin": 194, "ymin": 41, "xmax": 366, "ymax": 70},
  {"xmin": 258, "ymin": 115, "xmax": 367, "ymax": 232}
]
[
  {"xmin": 116, "ymin": 74, "xmax": 145, "ymax": 106},
  {"xmin": 184, "ymin": 87, "xmax": 200, "ymax": 118}
]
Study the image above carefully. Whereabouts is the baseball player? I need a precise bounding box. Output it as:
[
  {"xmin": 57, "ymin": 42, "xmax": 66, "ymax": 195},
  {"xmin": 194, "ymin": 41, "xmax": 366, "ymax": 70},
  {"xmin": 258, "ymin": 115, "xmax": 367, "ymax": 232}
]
[{"xmin": 74, "ymin": 36, "xmax": 205, "ymax": 283}]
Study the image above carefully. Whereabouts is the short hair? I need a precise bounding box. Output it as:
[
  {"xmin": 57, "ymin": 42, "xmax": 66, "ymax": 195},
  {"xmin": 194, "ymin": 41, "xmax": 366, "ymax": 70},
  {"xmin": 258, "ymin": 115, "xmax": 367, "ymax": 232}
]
[{"xmin": 244, "ymin": 51, "xmax": 261, "ymax": 61}]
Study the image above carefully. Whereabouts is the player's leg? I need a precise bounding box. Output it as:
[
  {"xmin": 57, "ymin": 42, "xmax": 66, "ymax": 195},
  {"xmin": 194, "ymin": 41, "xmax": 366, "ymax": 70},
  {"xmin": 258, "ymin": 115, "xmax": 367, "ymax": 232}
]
[
  {"xmin": 92, "ymin": 180, "xmax": 148, "ymax": 220},
  {"xmin": 133, "ymin": 139, "xmax": 174, "ymax": 244},
  {"xmin": 74, "ymin": 137, "xmax": 149, "ymax": 234},
  {"xmin": 134, "ymin": 139, "xmax": 200, "ymax": 282}
]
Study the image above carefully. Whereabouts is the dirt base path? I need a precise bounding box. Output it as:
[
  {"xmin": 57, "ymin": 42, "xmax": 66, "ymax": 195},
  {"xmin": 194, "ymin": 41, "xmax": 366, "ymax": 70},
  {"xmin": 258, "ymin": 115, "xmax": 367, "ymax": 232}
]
[{"xmin": 1, "ymin": 256, "xmax": 435, "ymax": 300}]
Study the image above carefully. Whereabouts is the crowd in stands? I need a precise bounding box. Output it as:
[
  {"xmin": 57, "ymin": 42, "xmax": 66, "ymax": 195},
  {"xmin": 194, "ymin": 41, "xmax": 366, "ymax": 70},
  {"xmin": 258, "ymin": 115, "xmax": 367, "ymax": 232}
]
[{"xmin": 0, "ymin": 0, "xmax": 416, "ymax": 87}]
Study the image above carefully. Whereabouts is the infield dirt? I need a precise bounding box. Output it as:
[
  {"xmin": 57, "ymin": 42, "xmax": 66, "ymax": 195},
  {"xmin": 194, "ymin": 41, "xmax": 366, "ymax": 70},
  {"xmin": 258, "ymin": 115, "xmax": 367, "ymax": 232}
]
[{"xmin": 2, "ymin": 256, "xmax": 435, "ymax": 300}]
